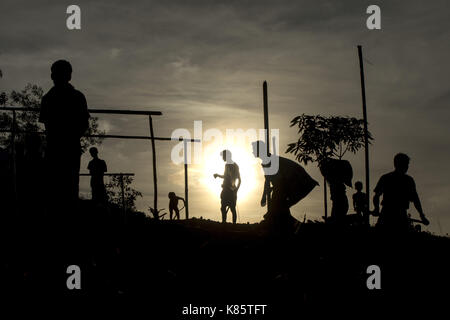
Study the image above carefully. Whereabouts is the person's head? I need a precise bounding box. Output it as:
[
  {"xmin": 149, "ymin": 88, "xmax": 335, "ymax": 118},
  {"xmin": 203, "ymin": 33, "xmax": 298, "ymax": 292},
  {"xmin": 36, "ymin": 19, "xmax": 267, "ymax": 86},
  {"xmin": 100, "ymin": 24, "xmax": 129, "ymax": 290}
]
[
  {"xmin": 394, "ymin": 153, "xmax": 410, "ymax": 174},
  {"xmin": 168, "ymin": 192, "xmax": 176, "ymax": 199},
  {"xmin": 89, "ymin": 147, "xmax": 99, "ymax": 158},
  {"xmin": 51, "ymin": 60, "xmax": 72, "ymax": 85},
  {"xmin": 221, "ymin": 149, "xmax": 232, "ymax": 162},
  {"xmin": 355, "ymin": 181, "xmax": 363, "ymax": 191}
]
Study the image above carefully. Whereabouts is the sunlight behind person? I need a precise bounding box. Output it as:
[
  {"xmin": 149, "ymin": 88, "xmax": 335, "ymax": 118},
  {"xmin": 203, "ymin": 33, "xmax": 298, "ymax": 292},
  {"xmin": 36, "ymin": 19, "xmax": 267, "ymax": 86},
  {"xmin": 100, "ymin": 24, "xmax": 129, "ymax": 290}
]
[{"xmin": 201, "ymin": 143, "xmax": 259, "ymax": 202}]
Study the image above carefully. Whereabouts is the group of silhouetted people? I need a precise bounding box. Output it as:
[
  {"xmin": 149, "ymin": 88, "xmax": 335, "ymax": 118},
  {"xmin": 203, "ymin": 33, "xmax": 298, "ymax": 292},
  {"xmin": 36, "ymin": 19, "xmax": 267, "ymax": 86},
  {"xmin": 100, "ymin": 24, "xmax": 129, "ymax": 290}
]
[
  {"xmin": 34, "ymin": 59, "xmax": 429, "ymax": 233},
  {"xmin": 35, "ymin": 59, "xmax": 109, "ymax": 215},
  {"xmin": 213, "ymin": 138, "xmax": 429, "ymax": 234}
]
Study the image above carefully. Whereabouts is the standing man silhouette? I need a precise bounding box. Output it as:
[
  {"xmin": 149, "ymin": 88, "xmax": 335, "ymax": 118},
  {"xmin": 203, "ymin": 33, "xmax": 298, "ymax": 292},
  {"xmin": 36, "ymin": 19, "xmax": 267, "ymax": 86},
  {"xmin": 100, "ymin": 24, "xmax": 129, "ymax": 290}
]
[
  {"xmin": 214, "ymin": 150, "xmax": 241, "ymax": 224},
  {"xmin": 88, "ymin": 147, "xmax": 107, "ymax": 204},
  {"xmin": 40, "ymin": 60, "xmax": 90, "ymax": 205},
  {"xmin": 373, "ymin": 153, "xmax": 429, "ymax": 231}
]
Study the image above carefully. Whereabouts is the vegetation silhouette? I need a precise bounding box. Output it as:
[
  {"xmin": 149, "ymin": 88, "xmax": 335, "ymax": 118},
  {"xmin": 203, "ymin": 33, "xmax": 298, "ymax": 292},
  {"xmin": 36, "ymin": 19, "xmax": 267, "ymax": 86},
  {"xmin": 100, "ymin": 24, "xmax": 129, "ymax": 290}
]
[
  {"xmin": 287, "ymin": 114, "xmax": 373, "ymax": 222},
  {"xmin": 105, "ymin": 175, "xmax": 142, "ymax": 211}
]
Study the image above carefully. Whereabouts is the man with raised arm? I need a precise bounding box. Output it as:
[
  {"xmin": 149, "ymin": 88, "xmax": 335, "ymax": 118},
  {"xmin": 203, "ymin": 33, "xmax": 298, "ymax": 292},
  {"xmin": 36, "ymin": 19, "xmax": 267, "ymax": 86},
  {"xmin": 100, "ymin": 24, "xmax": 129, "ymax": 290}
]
[{"xmin": 214, "ymin": 150, "xmax": 241, "ymax": 224}]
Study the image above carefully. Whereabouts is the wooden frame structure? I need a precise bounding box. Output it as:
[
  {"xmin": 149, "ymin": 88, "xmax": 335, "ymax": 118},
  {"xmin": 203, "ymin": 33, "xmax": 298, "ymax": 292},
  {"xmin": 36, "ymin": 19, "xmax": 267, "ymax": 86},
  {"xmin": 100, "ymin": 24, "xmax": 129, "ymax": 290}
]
[{"xmin": 1, "ymin": 106, "xmax": 200, "ymax": 219}]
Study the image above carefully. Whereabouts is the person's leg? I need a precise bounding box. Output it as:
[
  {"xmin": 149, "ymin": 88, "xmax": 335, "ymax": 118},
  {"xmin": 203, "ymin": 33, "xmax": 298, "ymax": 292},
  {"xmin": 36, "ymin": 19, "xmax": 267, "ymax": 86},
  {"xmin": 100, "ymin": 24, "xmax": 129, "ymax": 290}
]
[
  {"xmin": 175, "ymin": 208, "xmax": 180, "ymax": 220},
  {"xmin": 169, "ymin": 208, "xmax": 173, "ymax": 220},
  {"xmin": 221, "ymin": 204, "xmax": 227, "ymax": 223},
  {"xmin": 91, "ymin": 184, "xmax": 98, "ymax": 202},
  {"xmin": 230, "ymin": 206, "xmax": 237, "ymax": 224},
  {"xmin": 220, "ymin": 189, "xmax": 227, "ymax": 223}
]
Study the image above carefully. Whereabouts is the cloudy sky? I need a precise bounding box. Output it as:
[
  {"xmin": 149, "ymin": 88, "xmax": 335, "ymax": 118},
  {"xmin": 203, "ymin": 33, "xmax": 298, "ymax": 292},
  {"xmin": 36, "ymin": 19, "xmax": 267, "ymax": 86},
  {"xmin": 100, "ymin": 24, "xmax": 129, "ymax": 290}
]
[{"xmin": 1, "ymin": 0, "xmax": 449, "ymax": 234}]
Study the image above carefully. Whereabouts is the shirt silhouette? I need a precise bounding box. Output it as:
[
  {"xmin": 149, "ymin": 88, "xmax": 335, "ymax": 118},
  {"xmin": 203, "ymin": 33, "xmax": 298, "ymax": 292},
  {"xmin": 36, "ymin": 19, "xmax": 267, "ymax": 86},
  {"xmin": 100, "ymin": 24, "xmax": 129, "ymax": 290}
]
[
  {"xmin": 252, "ymin": 140, "xmax": 318, "ymax": 233},
  {"xmin": 88, "ymin": 147, "xmax": 107, "ymax": 203},
  {"xmin": 373, "ymin": 153, "xmax": 429, "ymax": 230},
  {"xmin": 214, "ymin": 150, "xmax": 241, "ymax": 224},
  {"xmin": 352, "ymin": 181, "xmax": 365, "ymax": 211},
  {"xmin": 39, "ymin": 60, "xmax": 90, "ymax": 204}
]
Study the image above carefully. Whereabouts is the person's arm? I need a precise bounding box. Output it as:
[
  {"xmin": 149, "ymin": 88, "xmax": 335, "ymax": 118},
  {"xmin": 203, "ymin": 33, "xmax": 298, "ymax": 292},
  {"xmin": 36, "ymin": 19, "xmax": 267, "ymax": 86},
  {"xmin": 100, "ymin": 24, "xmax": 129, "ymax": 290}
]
[
  {"xmin": 352, "ymin": 194, "xmax": 357, "ymax": 211},
  {"xmin": 413, "ymin": 194, "xmax": 428, "ymax": 224},
  {"xmin": 213, "ymin": 174, "xmax": 224, "ymax": 179},
  {"xmin": 236, "ymin": 168, "xmax": 241, "ymax": 191},
  {"xmin": 78, "ymin": 92, "xmax": 90, "ymax": 137},
  {"xmin": 372, "ymin": 176, "xmax": 384, "ymax": 215},
  {"xmin": 411, "ymin": 180, "xmax": 429, "ymax": 225},
  {"xmin": 39, "ymin": 95, "xmax": 48, "ymax": 129},
  {"xmin": 177, "ymin": 196, "xmax": 186, "ymax": 205},
  {"xmin": 373, "ymin": 191, "xmax": 381, "ymax": 215}
]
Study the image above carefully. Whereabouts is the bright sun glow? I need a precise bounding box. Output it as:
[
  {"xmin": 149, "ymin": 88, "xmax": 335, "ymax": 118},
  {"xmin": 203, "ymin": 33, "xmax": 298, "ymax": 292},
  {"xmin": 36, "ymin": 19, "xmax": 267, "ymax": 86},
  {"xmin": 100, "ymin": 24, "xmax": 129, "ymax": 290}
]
[{"xmin": 201, "ymin": 142, "xmax": 259, "ymax": 202}]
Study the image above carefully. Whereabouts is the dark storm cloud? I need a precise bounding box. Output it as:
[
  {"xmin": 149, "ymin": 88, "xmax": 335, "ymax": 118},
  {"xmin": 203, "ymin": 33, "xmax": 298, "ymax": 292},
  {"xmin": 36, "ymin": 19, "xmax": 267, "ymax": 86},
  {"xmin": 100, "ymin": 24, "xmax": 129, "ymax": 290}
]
[{"xmin": 1, "ymin": 0, "xmax": 450, "ymax": 233}]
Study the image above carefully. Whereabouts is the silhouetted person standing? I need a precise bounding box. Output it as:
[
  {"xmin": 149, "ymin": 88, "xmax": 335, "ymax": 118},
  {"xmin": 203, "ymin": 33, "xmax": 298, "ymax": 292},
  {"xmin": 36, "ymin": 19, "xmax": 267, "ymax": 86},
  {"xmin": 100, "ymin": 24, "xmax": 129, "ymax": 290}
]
[
  {"xmin": 88, "ymin": 147, "xmax": 107, "ymax": 204},
  {"xmin": 373, "ymin": 153, "xmax": 429, "ymax": 231},
  {"xmin": 252, "ymin": 141, "xmax": 318, "ymax": 233},
  {"xmin": 168, "ymin": 192, "xmax": 185, "ymax": 220},
  {"xmin": 320, "ymin": 158, "xmax": 353, "ymax": 223},
  {"xmin": 214, "ymin": 150, "xmax": 241, "ymax": 224},
  {"xmin": 353, "ymin": 181, "xmax": 368, "ymax": 224},
  {"xmin": 39, "ymin": 60, "xmax": 90, "ymax": 206}
]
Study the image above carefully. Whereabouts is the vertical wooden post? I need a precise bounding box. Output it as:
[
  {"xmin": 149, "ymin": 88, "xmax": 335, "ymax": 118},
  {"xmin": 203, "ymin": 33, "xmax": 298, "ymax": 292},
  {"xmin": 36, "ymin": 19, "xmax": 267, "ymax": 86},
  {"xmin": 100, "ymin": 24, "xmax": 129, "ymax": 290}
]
[
  {"xmin": 149, "ymin": 116, "xmax": 158, "ymax": 214},
  {"xmin": 119, "ymin": 173, "xmax": 126, "ymax": 223},
  {"xmin": 323, "ymin": 177, "xmax": 328, "ymax": 220},
  {"xmin": 11, "ymin": 110, "xmax": 17, "ymax": 205},
  {"xmin": 263, "ymin": 81, "xmax": 271, "ymax": 208},
  {"xmin": 183, "ymin": 139, "xmax": 189, "ymax": 220},
  {"xmin": 358, "ymin": 45, "xmax": 370, "ymax": 225}
]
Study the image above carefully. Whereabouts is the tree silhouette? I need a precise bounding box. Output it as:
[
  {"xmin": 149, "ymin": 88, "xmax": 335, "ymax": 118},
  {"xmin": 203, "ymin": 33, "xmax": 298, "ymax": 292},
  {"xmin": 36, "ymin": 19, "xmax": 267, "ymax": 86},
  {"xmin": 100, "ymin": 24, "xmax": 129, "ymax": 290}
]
[
  {"xmin": 286, "ymin": 114, "xmax": 372, "ymax": 165},
  {"xmin": 105, "ymin": 175, "xmax": 142, "ymax": 211},
  {"xmin": 287, "ymin": 114, "xmax": 373, "ymax": 218}
]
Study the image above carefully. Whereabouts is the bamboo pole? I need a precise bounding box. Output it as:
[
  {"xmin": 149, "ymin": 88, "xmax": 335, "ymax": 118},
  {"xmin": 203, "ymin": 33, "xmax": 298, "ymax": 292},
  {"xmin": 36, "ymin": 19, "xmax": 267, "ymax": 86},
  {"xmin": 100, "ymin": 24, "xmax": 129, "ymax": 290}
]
[
  {"xmin": 323, "ymin": 177, "xmax": 328, "ymax": 220},
  {"xmin": 263, "ymin": 81, "xmax": 271, "ymax": 208},
  {"xmin": 0, "ymin": 106, "xmax": 162, "ymax": 116},
  {"xmin": 119, "ymin": 173, "xmax": 126, "ymax": 223},
  {"xmin": 184, "ymin": 139, "xmax": 189, "ymax": 219},
  {"xmin": 149, "ymin": 116, "xmax": 158, "ymax": 215},
  {"xmin": 1, "ymin": 107, "xmax": 204, "ymax": 220},
  {"xmin": 358, "ymin": 45, "xmax": 370, "ymax": 225},
  {"xmin": 0, "ymin": 130, "xmax": 199, "ymax": 142},
  {"xmin": 11, "ymin": 110, "xmax": 17, "ymax": 205}
]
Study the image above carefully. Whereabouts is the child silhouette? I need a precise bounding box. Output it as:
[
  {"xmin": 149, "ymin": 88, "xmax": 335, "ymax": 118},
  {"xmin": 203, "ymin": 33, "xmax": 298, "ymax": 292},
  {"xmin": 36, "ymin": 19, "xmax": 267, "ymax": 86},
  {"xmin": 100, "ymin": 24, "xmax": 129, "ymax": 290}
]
[{"xmin": 168, "ymin": 192, "xmax": 185, "ymax": 220}]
